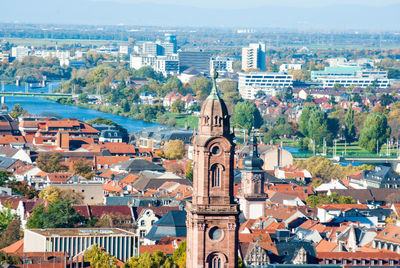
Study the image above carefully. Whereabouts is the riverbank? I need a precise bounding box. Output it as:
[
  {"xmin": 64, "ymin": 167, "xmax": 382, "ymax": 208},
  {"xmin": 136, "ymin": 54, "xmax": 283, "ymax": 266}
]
[
  {"xmin": 52, "ymin": 97, "xmax": 199, "ymax": 130},
  {"xmin": 6, "ymin": 96, "xmax": 158, "ymax": 132}
]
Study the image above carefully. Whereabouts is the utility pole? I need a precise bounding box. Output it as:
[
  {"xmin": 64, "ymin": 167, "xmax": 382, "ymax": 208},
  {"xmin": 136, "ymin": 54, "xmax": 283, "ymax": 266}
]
[
  {"xmin": 1, "ymin": 81, "xmax": 4, "ymax": 92},
  {"xmin": 376, "ymin": 140, "xmax": 379, "ymax": 156}
]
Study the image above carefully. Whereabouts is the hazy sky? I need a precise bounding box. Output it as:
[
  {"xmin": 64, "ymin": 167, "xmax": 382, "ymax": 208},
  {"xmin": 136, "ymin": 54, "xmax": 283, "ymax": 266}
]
[{"xmin": 2, "ymin": 0, "xmax": 400, "ymax": 30}]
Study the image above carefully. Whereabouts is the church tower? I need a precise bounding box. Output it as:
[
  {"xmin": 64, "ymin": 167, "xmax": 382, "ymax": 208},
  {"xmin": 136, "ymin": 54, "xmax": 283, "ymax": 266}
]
[
  {"xmin": 186, "ymin": 71, "xmax": 239, "ymax": 268},
  {"xmin": 238, "ymin": 134, "xmax": 268, "ymax": 220}
]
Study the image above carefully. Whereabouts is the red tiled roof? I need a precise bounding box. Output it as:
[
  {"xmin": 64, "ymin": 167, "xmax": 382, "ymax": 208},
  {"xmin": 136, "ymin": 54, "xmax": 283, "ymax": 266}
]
[
  {"xmin": 318, "ymin": 251, "xmax": 400, "ymax": 260},
  {"xmin": 1, "ymin": 238, "xmax": 24, "ymax": 254}
]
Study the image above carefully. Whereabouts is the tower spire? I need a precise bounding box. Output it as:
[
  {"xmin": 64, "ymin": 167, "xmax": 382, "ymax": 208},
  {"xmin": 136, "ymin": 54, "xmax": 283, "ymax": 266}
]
[{"xmin": 208, "ymin": 68, "xmax": 220, "ymax": 99}]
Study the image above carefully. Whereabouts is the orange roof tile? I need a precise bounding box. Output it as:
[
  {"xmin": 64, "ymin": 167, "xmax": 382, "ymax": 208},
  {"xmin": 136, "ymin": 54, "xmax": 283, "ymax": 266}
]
[{"xmin": 1, "ymin": 238, "xmax": 24, "ymax": 254}]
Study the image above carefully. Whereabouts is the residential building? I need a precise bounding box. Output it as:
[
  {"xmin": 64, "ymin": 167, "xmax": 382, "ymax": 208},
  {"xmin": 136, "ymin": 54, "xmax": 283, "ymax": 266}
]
[
  {"xmin": 210, "ymin": 56, "xmax": 234, "ymax": 73},
  {"xmin": 50, "ymin": 182, "xmax": 104, "ymax": 204},
  {"xmin": 242, "ymin": 43, "xmax": 266, "ymax": 71},
  {"xmin": 23, "ymin": 228, "xmax": 139, "ymax": 261},
  {"xmin": 11, "ymin": 46, "xmax": 30, "ymax": 60},
  {"xmin": 145, "ymin": 210, "xmax": 187, "ymax": 245},
  {"xmin": 132, "ymin": 126, "xmax": 193, "ymax": 149},
  {"xmin": 238, "ymin": 72, "xmax": 293, "ymax": 99},
  {"xmin": 279, "ymin": 63, "xmax": 302, "ymax": 73},
  {"xmin": 178, "ymin": 51, "xmax": 212, "ymax": 74}
]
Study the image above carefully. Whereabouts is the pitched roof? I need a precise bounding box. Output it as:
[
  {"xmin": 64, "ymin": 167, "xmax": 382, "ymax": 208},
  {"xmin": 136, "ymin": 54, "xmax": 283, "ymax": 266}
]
[
  {"xmin": 1, "ymin": 238, "xmax": 24, "ymax": 254},
  {"xmin": 375, "ymin": 224, "xmax": 400, "ymax": 244}
]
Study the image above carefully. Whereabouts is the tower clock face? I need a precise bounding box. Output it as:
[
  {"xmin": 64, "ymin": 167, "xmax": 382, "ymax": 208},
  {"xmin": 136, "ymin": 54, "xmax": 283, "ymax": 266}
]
[{"xmin": 209, "ymin": 227, "xmax": 223, "ymax": 241}]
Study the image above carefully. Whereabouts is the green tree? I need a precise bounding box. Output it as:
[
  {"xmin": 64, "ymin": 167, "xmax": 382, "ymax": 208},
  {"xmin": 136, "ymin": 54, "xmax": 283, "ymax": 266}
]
[
  {"xmin": 9, "ymin": 104, "xmax": 27, "ymax": 120},
  {"xmin": 171, "ymin": 240, "xmax": 186, "ymax": 268},
  {"xmin": 219, "ymin": 80, "xmax": 241, "ymax": 104},
  {"xmin": 26, "ymin": 200, "xmax": 85, "ymax": 229},
  {"xmin": 344, "ymin": 106, "xmax": 356, "ymax": 142},
  {"xmin": 379, "ymin": 93, "xmax": 394, "ymax": 107},
  {"xmin": 0, "ymin": 217, "xmax": 21, "ymax": 248},
  {"xmin": 359, "ymin": 112, "xmax": 391, "ymax": 153},
  {"xmin": 283, "ymin": 86, "xmax": 293, "ymax": 101},
  {"xmin": 299, "ymin": 106, "xmax": 337, "ymax": 146},
  {"xmin": 87, "ymin": 117, "xmax": 128, "ymax": 142},
  {"xmin": 39, "ymin": 186, "xmax": 84, "ymax": 204},
  {"xmin": 36, "ymin": 152, "xmax": 68, "ymax": 173},
  {"xmin": 121, "ymin": 99, "xmax": 131, "ymax": 113},
  {"xmin": 70, "ymin": 158, "xmax": 94, "ymax": 179},
  {"xmin": 186, "ymin": 164, "xmax": 193, "ymax": 182},
  {"xmin": 77, "ymin": 93, "xmax": 89, "ymax": 103},
  {"xmin": 0, "ymin": 207, "xmax": 15, "ymax": 234},
  {"xmin": 233, "ymin": 100, "xmax": 263, "ymax": 133},
  {"xmin": 306, "ymin": 193, "xmax": 356, "ymax": 208},
  {"xmin": 123, "ymin": 251, "xmax": 174, "ymax": 268},
  {"xmin": 352, "ymin": 93, "xmax": 362, "ymax": 103},
  {"xmin": 164, "ymin": 140, "xmax": 185, "ymax": 160},
  {"xmin": 171, "ymin": 99, "xmax": 186, "ymax": 113},
  {"xmin": 84, "ymin": 244, "xmax": 118, "ymax": 268},
  {"xmin": 190, "ymin": 77, "xmax": 212, "ymax": 101}
]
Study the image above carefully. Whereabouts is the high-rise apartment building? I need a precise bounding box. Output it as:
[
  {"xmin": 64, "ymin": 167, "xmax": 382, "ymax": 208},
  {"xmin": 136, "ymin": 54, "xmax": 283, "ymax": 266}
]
[{"xmin": 241, "ymin": 43, "xmax": 266, "ymax": 72}]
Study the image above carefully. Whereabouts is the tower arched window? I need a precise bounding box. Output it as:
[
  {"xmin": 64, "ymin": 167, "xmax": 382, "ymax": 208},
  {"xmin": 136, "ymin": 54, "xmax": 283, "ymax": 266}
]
[
  {"xmin": 211, "ymin": 256, "xmax": 222, "ymax": 268},
  {"xmin": 211, "ymin": 164, "xmax": 222, "ymax": 187}
]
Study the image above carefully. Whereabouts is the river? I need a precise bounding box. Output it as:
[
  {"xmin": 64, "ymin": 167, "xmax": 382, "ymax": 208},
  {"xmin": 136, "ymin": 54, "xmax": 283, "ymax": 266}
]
[{"xmin": 2, "ymin": 82, "xmax": 159, "ymax": 132}]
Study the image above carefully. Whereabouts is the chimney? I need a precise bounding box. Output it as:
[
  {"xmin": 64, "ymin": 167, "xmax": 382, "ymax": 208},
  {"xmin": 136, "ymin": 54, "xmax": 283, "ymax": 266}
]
[{"xmin": 56, "ymin": 132, "xmax": 70, "ymax": 150}]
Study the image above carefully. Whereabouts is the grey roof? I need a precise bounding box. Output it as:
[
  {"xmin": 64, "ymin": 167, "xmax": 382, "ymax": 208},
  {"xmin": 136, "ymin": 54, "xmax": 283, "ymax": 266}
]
[
  {"xmin": 274, "ymin": 241, "xmax": 317, "ymax": 264},
  {"xmin": 112, "ymin": 158, "xmax": 165, "ymax": 173},
  {"xmin": 363, "ymin": 165, "xmax": 400, "ymax": 183},
  {"xmin": 270, "ymin": 192, "xmax": 300, "ymax": 204},
  {"xmin": 131, "ymin": 174, "xmax": 192, "ymax": 192},
  {"xmin": 0, "ymin": 147, "xmax": 18, "ymax": 158},
  {"xmin": 0, "ymin": 156, "xmax": 17, "ymax": 170},
  {"xmin": 145, "ymin": 210, "xmax": 187, "ymax": 241},
  {"xmin": 133, "ymin": 127, "xmax": 193, "ymax": 144},
  {"xmin": 330, "ymin": 188, "xmax": 400, "ymax": 204},
  {"xmin": 100, "ymin": 130, "xmax": 122, "ymax": 139},
  {"xmin": 104, "ymin": 196, "xmax": 134, "ymax": 206}
]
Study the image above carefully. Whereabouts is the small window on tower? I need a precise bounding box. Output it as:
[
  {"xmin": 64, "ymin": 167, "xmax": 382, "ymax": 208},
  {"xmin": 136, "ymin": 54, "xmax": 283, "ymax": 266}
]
[{"xmin": 211, "ymin": 165, "xmax": 222, "ymax": 187}]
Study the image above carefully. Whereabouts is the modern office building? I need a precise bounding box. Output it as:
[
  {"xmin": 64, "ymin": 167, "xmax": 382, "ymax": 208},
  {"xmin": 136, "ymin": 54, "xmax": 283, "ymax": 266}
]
[
  {"xmin": 130, "ymin": 55, "xmax": 156, "ymax": 70},
  {"xmin": 210, "ymin": 56, "xmax": 234, "ymax": 73},
  {"xmin": 142, "ymin": 42, "xmax": 163, "ymax": 56},
  {"xmin": 238, "ymin": 72, "xmax": 293, "ymax": 99},
  {"xmin": 241, "ymin": 43, "xmax": 266, "ymax": 71},
  {"xmin": 311, "ymin": 66, "xmax": 389, "ymax": 88},
  {"xmin": 178, "ymin": 51, "xmax": 212, "ymax": 74},
  {"xmin": 154, "ymin": 56, "xmax": 180, "ymax": 76},
  {"xmin": 24, "ymin": 228, "xmax": 139, "ymax": 261}
]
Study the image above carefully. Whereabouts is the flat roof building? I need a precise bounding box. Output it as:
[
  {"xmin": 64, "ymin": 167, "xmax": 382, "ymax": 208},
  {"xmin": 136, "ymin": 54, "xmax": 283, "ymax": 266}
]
[
  {"xmin": 238, "ymin": 72, "xmax": 293, "ymax": 99},
  {"xmin": 24, "ymin": 228, "xmax": 139, "ymax": 261},
  {"xmin": 178, "ymin": 51, "xmax": 212, "ymax": 74}
]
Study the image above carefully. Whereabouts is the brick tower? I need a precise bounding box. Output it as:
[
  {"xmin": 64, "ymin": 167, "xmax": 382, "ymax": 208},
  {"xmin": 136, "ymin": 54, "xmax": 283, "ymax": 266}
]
[
  {"xmin": 186, "ymin": 70, "xmax": 239, "ymax": 268},
  {"xmin": 238, "ymin": 134, "xmax": 268, "ymax": 220}
]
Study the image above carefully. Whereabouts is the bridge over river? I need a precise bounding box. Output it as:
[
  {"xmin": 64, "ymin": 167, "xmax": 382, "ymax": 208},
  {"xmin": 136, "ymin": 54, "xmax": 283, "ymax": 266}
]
[{"xmin": 0, "ymin": 92, "xmax": 72, "ymax": 98}]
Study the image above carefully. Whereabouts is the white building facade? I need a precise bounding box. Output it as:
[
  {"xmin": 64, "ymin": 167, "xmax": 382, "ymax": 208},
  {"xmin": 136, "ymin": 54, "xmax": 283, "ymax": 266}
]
[{"xmin": 238, "ymin": 72, "xmax": 293, "ymax": 99}]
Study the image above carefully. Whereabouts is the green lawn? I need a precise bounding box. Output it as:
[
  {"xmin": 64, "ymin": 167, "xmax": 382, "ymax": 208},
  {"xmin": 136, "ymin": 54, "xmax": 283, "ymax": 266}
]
[
  {"xmin": 165, "ymin": 113, "xmax": 198, "ymax": 129},
  {"xmin": 276, "ymin": 139, "xmax": 399, "ymax": 159}
]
